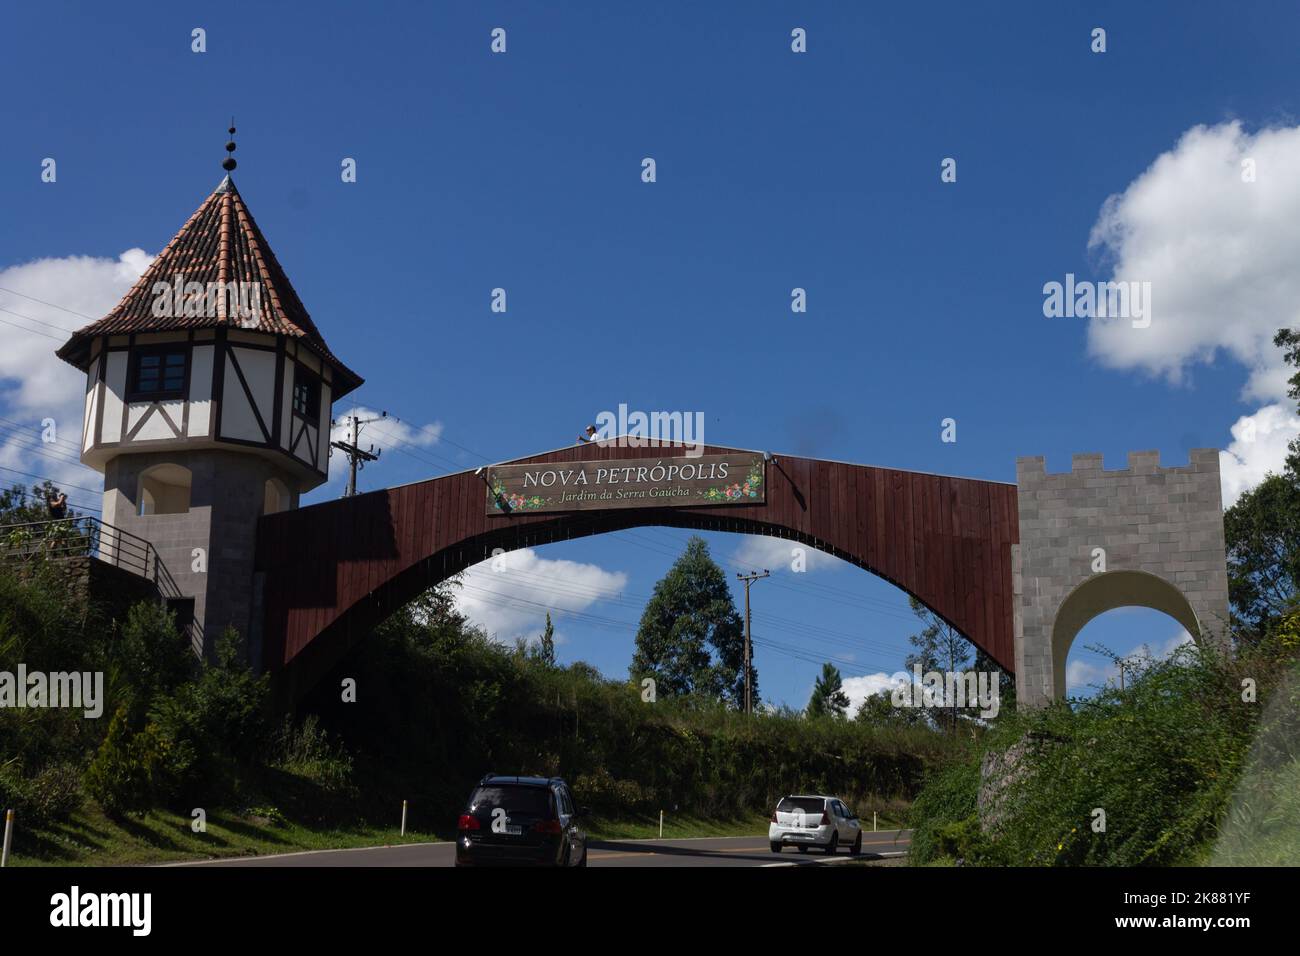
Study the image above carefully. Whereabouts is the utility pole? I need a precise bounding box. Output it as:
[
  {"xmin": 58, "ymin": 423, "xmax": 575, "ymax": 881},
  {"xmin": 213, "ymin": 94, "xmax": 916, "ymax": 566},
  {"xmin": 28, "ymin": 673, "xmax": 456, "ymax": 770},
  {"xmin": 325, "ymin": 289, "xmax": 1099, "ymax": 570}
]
[
  {"xmin": 736, "ymin": 569, "xmax": 769, "ymax": 715},
  {"xmin": 330, "ymin": 411, "xmax": 385, "ymax": 497}
]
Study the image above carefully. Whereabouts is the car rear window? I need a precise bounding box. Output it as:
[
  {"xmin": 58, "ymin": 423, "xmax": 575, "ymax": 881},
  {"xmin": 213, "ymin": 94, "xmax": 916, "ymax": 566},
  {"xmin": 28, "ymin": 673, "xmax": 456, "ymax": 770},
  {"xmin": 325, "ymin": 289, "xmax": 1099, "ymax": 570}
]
[
  {"xmin": 777, "ymin": 797, "xmax": 825, "ymax": 814},
  {"xmin": 469, "ymin": 785, "xmax": 553, "ymax": 816}
]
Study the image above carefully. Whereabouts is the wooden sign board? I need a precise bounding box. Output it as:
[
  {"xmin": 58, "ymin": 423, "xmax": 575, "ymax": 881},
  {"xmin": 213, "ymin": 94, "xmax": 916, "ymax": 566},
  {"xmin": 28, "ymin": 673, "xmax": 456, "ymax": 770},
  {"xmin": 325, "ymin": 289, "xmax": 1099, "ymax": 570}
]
[{"xmin": 485, "ymin": 453, "xmax": 766, "ymax": 515}]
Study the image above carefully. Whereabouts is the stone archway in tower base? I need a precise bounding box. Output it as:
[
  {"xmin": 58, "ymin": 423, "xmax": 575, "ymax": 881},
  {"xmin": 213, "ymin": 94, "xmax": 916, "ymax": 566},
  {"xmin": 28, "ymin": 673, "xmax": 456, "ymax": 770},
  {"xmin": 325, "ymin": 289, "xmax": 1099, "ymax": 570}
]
[
  {"xmin": 1046, "ymin": 569, "xmax": 1217, "ymax": 701},
  {"xmin": 1012, "ymin": 449, "xmax": 1232, "ymax": 708}
]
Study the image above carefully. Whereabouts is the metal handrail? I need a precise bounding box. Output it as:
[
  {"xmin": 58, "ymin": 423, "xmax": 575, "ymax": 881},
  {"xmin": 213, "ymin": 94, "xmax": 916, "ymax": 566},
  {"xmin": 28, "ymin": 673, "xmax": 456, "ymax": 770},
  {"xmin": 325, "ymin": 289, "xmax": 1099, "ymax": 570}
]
[{"xmin": 0, "ymin": 516, "xmax": 180, "ymax": 598}]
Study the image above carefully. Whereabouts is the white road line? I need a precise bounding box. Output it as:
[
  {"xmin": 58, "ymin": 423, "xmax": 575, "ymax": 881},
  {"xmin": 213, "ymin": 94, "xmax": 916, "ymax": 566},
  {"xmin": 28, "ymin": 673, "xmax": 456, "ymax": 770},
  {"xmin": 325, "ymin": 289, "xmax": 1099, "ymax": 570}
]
[
  {"xmin": 165, "ymin": 831, "xmax": 910, "ymax": 867},
  {"xmin": 761, "ymin": 850, "xmax": 908, "ymax": 867}
]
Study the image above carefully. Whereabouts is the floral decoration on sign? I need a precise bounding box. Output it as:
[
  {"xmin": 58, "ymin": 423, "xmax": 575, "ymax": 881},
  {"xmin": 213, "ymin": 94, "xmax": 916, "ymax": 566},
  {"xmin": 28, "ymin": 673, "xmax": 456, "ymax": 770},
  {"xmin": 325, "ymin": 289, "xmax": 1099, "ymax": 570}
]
[
  {"xmin": 702, "ymin": 461, "xmax": 764, "ymax": 502},
  {"xmin": 489, "ymin": 478, "xmax": 547, "ymax": 512}
]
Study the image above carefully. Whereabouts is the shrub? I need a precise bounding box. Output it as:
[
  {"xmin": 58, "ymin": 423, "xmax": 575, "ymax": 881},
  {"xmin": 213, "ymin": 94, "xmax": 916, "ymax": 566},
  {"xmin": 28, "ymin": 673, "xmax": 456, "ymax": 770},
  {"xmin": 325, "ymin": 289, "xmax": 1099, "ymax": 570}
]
[
  {"xmin": 269, "ymin": 715, "xmax": 354, "ymax": 794},
  {"xmin": 908, "ymin": 636, "xmax": 1299, "ymax": 865},
  {"xmin": 147, "ymin": 628, "xmax": 268, "ymax": 803},
  {"xmin": 111, "ymin": 601, "xmax": 195, "ymax": 712},
  {"xmin": 82, "ymin": 706, "xmax": 178, "ymax": 815}
]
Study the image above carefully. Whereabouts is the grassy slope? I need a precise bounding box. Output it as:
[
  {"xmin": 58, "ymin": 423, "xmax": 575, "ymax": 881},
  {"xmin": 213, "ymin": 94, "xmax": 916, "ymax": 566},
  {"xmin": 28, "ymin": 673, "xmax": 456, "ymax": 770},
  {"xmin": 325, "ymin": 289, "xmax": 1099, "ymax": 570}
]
[
  {"xmin": 8, "ymin": 802, "xmax": 913, "ymax": 866},
  {"xmin": 7, "ymin": 803, "xmax": 441, "ymax": 867}
]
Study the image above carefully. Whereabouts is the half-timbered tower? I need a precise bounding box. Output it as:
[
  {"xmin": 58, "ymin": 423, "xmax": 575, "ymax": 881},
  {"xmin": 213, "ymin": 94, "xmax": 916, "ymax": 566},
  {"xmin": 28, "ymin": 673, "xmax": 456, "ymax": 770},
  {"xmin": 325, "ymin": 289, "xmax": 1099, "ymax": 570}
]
[{"xmin": 55, "ymin": 139, "xmax": 363, "ymax": 656}]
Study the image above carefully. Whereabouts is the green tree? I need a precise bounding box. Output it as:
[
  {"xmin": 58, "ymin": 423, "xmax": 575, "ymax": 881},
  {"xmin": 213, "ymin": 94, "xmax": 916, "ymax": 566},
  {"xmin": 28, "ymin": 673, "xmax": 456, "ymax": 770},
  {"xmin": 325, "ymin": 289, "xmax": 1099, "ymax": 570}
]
[
  {"xmin": 112, "ymin": 601, "xmax": 195, "ymax": 716},
  {"xmin": 0, "ymin": 481, "xmax": 75, "ymax": 525},
  {"xmin": 531, "ymin": 612, "xmax": 556, "ymax": 666},
  {"xmin": 973, "ymin": 647, "xmax": 1016, "ymax": 716},
  {"xmin": 854, "ymin": 687, "xmax": 925, "ymax": 727},
  {"xmin": 630, "ymin": 536, "xmax": 753, "ymax": 707},
  {"xmin": 1276, "ymin": 326, "xmax": 1300, "ymax": 475},
  {"xmin": 807, "ymin": 662, "xmax": 850, "ymax": 719},
  {"xmin": 83, "ymin": 705, "xmax": 171, "ymax": 815},
  {"xmin": 1224, "ymin": 472, "xmax": 1300, "ymax": 642},
  {"xmin": 149, "ymin": 628, "xmax": 269, "ymax": 802},
  {"xmin": 905, "ymin": 597, "xmax": 972, "ymax": 731}
]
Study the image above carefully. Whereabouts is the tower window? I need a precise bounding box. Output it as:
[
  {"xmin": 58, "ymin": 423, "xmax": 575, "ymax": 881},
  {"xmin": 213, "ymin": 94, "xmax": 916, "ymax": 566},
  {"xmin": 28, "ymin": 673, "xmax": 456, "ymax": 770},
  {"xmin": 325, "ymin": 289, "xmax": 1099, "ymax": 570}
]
[
  {"xmin": 129, "ymin": 348, "xmax": 188, "ymax": 401},
  {"xmin": 292, "ymin": 363, "xmax": 320, "ymax": 421}
]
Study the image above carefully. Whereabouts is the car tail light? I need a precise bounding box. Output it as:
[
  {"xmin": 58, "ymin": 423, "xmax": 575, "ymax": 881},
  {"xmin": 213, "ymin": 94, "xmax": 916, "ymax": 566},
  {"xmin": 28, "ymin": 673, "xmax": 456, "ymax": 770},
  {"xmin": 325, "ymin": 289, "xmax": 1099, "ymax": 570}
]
[
  {"xmin": 820, "ymin": 811, "xmax": 831, "ymax": 826},
  {"xmin": 771, "ymin": 811, "xmax": 778, "ymax": 823},
  {"xmin": 457, "ymin": 813, "xmax": 481, "ymax": 831},
  {"xmin": 533, "ymin": 819, "xmax": 563, "ymax": 834}
]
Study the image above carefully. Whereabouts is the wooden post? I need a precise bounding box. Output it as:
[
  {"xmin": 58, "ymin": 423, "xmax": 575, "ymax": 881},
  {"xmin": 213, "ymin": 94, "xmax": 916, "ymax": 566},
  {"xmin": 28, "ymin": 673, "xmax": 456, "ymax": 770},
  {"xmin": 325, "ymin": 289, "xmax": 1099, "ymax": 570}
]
[
  {"xmin": 1, "ymin": 809, "xmax": 13, "ymax": 867},
  {"xmin": 736, "ymin": 570, "xmax": 770, "ymax": 714}
]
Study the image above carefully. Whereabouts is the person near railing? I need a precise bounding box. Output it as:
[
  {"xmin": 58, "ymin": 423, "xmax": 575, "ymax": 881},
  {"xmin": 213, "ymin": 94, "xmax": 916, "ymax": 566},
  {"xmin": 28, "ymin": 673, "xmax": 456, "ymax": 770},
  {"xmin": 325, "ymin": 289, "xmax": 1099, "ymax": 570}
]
[
  {"xmin": 46, "ymin": 490, "xmax": 68, "ymax": 520},
  {"xmin": 41, "ymin": 491, "xmax": 74, "ymax": 555}
]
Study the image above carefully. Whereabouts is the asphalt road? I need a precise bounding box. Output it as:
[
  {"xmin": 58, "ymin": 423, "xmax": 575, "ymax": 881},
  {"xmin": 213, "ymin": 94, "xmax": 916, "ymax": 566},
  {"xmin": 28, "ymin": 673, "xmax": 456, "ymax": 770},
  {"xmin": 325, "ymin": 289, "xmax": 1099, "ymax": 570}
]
[{"xmin": 173, "ymin": 830, "xmax": 911, "ymax": 868}]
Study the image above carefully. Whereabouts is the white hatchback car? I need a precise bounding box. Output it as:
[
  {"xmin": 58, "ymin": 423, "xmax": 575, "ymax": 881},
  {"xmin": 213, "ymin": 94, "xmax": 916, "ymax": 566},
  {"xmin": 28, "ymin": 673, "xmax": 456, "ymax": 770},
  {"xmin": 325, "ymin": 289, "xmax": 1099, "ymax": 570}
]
[{"xmin": 769, "ymin": 795, "xmax": 863, "ymax": 855}]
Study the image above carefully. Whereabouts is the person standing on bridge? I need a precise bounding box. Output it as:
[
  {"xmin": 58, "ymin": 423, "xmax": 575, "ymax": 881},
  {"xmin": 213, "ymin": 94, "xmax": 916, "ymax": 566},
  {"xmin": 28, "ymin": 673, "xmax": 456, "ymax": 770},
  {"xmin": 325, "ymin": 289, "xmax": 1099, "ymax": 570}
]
[{"xmin": 577, "ymin": 424, "xmax": 599, "ymax": 444}]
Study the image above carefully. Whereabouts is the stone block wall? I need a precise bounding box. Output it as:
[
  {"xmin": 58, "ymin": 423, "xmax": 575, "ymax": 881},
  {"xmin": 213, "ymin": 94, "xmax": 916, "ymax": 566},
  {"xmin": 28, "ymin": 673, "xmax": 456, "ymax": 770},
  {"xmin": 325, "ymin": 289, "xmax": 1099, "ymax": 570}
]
[{"xmin": 1014, "ymin": 449, "xmax": 1230, "ymax": 706}]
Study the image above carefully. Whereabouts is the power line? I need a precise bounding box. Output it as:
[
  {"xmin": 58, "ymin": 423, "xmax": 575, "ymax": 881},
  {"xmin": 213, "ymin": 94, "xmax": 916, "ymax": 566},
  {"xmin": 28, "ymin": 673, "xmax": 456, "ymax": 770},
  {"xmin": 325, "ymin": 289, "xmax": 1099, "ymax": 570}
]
[
  {"xmin": 364, "ymin": 421, "xmax": 467, "ymax": 474},
  {"xmin": 0, "ymin": 285, "xmax": 100, "ymax": 323},
  {"xmin": 0, "ymin": 463, "xmax": 100, "ymax": 497},
  {"xmin": 503, "ymin": 572, "xmax": 907, "ymax": 667},
  {"xmin": 461, "ymin": 583, "xmax": 898, "ymax": 681},
  {"xmin": 0, "ymin": 435, "xmax": 86, "ymax": 469},
  {"xmin": 456, "ymin": 580, "xmax": 892, "ymax": 680},
  {"xmin": 0, "ymin": 416, "xmax": 85, "ymax": 451},
  {"xmin": 460, "ymin": 563, "xmax": 911, "ymax": 671},
  {"xmin": 0, "ymin": 310, "xmax": 70, "ymax": 341},
  {"xmin": 0, "ymin": 467, "xmax": 102, "ymax": 515}
]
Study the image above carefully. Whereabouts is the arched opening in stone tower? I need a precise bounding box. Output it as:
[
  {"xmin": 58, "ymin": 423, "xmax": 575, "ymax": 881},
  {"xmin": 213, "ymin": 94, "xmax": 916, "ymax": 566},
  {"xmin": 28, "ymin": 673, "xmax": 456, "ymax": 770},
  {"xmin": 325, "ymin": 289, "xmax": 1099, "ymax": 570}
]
[
  {"xmin": 137, "ymin": 463, "xmax": 192, "ymax": 516},
  {"xmin": 1052, "ymin": 569, "xmax": 1202, "ymax": 698},
  {"xmin": 263, "ymin": 477, "xmax": 292, "ymax": 516}
]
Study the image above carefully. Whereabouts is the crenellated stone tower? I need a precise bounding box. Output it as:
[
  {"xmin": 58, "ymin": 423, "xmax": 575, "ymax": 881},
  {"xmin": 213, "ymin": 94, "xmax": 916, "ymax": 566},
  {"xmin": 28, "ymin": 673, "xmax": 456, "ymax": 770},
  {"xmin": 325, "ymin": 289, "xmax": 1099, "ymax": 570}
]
[{"xmin": 1013, "ymin": 449, "xmax": 1231, "ymax": 707}]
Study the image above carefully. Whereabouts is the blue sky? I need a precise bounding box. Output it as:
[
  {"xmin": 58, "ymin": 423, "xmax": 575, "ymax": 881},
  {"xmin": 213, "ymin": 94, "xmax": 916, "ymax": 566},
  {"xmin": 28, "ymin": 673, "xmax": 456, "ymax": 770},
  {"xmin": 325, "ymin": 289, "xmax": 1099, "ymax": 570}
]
[{"xmin": 3, "ymin": 1, "xmax": 1300, "ymax": 708}]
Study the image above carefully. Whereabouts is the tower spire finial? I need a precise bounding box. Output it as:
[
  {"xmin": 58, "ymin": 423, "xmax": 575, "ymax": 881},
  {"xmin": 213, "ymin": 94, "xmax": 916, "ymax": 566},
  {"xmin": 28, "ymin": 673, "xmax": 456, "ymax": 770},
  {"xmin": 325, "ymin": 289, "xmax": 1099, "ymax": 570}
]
[{"xmin": 222, "ymin": 120, "xmax": 237, "ymax": 172}]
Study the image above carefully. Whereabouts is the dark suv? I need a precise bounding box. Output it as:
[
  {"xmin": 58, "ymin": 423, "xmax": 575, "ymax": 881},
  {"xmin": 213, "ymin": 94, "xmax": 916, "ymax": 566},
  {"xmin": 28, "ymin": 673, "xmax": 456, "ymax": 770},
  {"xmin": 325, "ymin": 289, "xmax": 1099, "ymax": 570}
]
[{"xmin": 455, "ymin": 775, "xmax": 589, "ymax": 867}]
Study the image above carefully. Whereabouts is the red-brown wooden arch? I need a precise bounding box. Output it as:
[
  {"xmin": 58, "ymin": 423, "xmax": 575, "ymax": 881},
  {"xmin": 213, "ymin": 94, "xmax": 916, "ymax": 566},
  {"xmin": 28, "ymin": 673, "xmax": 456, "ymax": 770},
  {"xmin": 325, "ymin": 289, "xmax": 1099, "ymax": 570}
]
[{"xmin": 256, "ymin": 442, "xmax": 1019, "ymax": 704}]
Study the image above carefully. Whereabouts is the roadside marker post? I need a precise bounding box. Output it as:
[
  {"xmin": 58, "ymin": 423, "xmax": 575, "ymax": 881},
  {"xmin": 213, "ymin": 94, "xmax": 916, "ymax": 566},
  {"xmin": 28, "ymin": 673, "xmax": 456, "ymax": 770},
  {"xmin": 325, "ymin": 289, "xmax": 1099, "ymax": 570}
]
[
  {"xmin": 1, "ymin": 809, "xmax": 13, "ymax": 867},
  {"xmin": 659, "ymin": 810, "xmax": 664, "ymax": 839},
  {"xmin": 401, "ymin": 800, "xmax": 408, "ymax": 837},
  {"xmin": 873, "ymin": 812, "xmax": 877, "ymax": 832}
]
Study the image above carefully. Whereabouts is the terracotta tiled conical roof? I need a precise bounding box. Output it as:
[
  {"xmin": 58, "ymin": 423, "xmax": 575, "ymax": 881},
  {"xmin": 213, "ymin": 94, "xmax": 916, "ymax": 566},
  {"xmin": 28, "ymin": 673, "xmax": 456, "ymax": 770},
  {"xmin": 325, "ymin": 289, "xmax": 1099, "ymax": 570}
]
[{"xmin": 56, "ymin": 175, "xmax": 362, "ymax": 397}]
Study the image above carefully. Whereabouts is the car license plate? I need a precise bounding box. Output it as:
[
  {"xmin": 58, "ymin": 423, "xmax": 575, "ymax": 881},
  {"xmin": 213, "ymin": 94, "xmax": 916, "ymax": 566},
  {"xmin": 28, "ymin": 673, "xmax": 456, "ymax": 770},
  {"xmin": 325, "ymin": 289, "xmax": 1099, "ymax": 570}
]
[{"xmin": 504, "ymin": 824, "xmax": 523, "ymax": 835}]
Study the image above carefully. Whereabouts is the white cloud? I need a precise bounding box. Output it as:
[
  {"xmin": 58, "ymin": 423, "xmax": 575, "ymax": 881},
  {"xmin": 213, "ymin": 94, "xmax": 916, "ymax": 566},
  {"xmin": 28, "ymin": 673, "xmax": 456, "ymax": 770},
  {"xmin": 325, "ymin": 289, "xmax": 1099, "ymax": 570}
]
[
  {"xmin": 1084, "ymin": 121, "xmax": 1300, "ymax": 501},
  {"xmin": 455, "ymin": 547, "xmax": 628, "ymax": 646},
  {"xmin": 732, "ymin": 534, "xmax": 844, "ymax": 573},
  {"xmin": 1066, "ymin": 657, "xmax": 1114, "ymax": 693},
  {"xmin": 841, "ymin": 672, "xmax": 906, "ymax": 714},
  {"xmin": 1140, "ymin": 627, "xmax": 1195, "ymax": 660},
  {"xmin": 1219, "ymin": 404, "xmax": 1300, "ymax": 505},
  {"xmin": 0, "ymin": 250, "xmax": 152, "ymax": 505}
]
